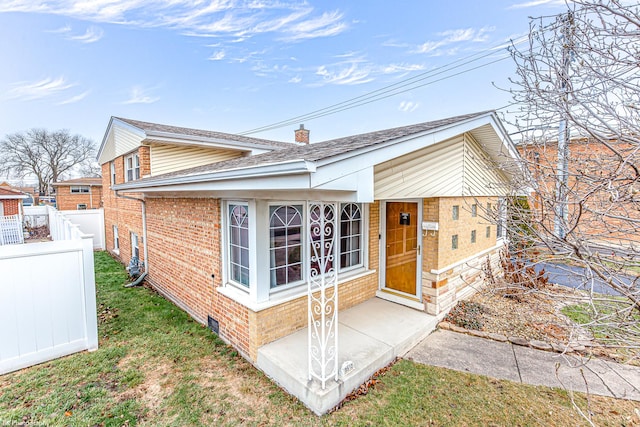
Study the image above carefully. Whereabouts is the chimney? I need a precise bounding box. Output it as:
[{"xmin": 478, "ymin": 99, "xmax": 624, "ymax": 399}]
[{"xmin": 295, "ymin": 124, "xmax": 310, "ymax": 144}]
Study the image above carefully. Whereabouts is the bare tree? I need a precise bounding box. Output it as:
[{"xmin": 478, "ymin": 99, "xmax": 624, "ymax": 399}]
[
  {"xmin": 0, "ymin": 129, "xmax": 96, "ymax": 194},
  {"xmin": 499, "ymin": 1, "xmax": 640, "ymax": 352}
]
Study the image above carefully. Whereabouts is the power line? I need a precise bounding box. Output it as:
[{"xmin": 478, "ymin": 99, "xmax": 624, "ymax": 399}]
[{"xmin": 239, "ymin": 35, "xmax": 534, "ymax": 136}]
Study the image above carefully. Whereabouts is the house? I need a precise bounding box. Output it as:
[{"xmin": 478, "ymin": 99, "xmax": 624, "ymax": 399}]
[
  {"xmin": 0, "ymin": 187, "xmax": 27, "ymax": 216},
  {"xmin": 518, "ymin": 136, "xmax": 637, "ymax": 249},
  {"xmin": 98, "ymin": 111, "xmax": 519, "ymax": 412},
  {"xmin": 52, "ymin": 177, "xmax": 103, "ymax": 211}
]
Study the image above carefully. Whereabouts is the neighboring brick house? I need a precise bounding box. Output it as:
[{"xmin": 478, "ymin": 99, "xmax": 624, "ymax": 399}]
[
  {"xmin": 52, "ymin": 178, "xmax": 103, "ymax": 211},
  {"xmin": 0, "ymin": 187, "xmax": 27, "ymax": 216},
  {"xmin": 98, "ymin": 111, "xmax": 518, "ymax": 410},
  {"xmin": 518, "ymin": 137, "xmax": 637, "ymax": 248}
]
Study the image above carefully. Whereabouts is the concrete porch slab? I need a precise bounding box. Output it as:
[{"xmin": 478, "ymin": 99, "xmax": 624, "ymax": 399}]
[{"xmin": 256, "ymin": 297, "xmax": 438, "ymax": 415}]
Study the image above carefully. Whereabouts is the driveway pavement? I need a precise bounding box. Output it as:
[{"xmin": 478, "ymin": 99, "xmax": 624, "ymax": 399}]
[
  {"xmin": 406, "ymin": 329, "xmax": 640, "ymax": 401},
  {"xmin": 532, "ymin": 261, "xmax": 637, "ymax": 295}
]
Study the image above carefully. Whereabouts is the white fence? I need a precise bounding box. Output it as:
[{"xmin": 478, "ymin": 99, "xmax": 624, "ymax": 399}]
[
  {"xmin": 0, "ymin": 206, "xmax": 98, "ymax": 375},
  {"xmin": 61, "ymin": 209, "xmax": 105, "ymax": 250},
  {"xmin": 0, "ymin": 215, "xmax": 24, "ymax": 245}
]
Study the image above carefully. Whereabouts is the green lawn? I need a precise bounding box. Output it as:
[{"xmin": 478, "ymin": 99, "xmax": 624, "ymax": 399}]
[{"xmin": 0, "ymin": 252, "xmax": 637, "ymax": 426}]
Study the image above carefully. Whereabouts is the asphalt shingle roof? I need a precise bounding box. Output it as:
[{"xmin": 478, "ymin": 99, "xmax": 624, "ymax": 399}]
[
  {"xmin": 116, "ymin": 117, "xmax": 297, "ymax": 150},
  {"xmin": 130, "ymin": 111, "xmax": 492, "ymax": 185}
]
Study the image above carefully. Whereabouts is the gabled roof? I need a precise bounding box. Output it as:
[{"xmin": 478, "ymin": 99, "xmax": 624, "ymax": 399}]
[
  {"xmin": 113, "ymin": 110, "xmax": 520, "ymax": 201},
  {"xmin": 52, "ymin": 177, "xmax": 103, "ymax": 186},
  {"xmin": 117, "ymin": 111, "xmax": 496, "ymax": 181},
  {"xmin": 114, "ymin": 117, "xmax": 296, "ymax": 150},
  {"xmin": 97, "ymin": 116, "xmax": 297, "ymax": 164}
]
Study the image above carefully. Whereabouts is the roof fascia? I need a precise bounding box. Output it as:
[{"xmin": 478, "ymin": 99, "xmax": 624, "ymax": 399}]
[
  {"xmin": 0, "ymin": 194, "xmax": 27, "ymax": 199},
  {"xmin": 313, "ymin": 112, "xmax": 497, "ymax": 168},
  {"xmin": 144, "ymin": 133, "xmax": 272, "ymax": 155}
]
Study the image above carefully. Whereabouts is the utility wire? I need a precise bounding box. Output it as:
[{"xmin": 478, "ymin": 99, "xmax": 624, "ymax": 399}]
[
  {"xmin": 240, "ymin": 18, "xmax": 566, "ymax": 136},
  {"xmin": 239, "ymin": 36, "xmax": 533, "ymax": 135}
]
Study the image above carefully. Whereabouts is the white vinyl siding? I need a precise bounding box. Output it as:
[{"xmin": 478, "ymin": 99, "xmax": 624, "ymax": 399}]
[
  {"xmin": 374, "ymin": 136, "xmax": 464, "ymax": 198},
  {"xmin": 98, "ymin": 123, "xmax": 144, "ymax": 164},
  {"xmin": 374, "ymin": 134, "xmax": 509, "ymax": 199},
  {"xmin": 462, "ymin": 134, "xmax": 509, "ymax": 197},
  {"xmin": 150, "ymin": 144, "xmax": 243, "ymax": 176}
]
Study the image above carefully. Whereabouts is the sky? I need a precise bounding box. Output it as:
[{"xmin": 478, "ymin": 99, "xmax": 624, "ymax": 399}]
[{"xmin": 0, "ymin": 0, "xmax": 571, "ymax": 154}]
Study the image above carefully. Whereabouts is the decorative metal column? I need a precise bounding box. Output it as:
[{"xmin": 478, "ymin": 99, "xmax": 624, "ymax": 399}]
[{"xmin": 307, "ymin": 202, "xmax": 339, "ymax": 389}]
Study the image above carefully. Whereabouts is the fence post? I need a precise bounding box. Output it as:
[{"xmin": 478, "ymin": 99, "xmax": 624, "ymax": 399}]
[{"xmin": 80, "ymin": 234, "xmax": 98, "ymax": 351}]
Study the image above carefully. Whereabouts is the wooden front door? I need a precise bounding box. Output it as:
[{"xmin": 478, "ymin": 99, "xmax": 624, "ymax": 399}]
[{"xmin": 385, "ymin": 201, "xmax": 419, "ymax": 295}]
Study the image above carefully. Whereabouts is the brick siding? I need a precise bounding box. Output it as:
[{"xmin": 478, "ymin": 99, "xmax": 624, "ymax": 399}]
[
  {"xmin": 55, "ymin": 185, "xmax": 103, "ymax": 211},
  {"xmin": 1, "ymin": 199, "xmax": 20, "ymax": 216}
]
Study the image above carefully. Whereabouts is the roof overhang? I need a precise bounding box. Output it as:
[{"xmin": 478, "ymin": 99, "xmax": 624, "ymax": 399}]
[
  {"xmin": 113, "ymin": 111, "xmax": 521, "ymax": 203},
  {"xmin": 0, "ymin": 194, "xmax": 28, "ymax": 200}
]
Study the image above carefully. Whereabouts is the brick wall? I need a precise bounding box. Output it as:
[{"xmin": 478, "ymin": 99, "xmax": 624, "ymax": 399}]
[
  {"xmin": 519, "ymin": 139, "xmax": 637, "ymax": 245},
  {"xmin": 146, "ymin": 197, "xmax": 220, "ymax": 325},
  {"xmin": 55, "ymin": 185, "xmax": 103, "ymax": 211},
  {"xmin": 1, "ymin": 199, "xmax": 20, "ymax": 216},
  {"xmin": 421, "ymin": 196, "xmax": 502, "ymax": 315},
  {"xmin": 102, "ymin": 151, "xmax": 145, "ymax": 267}
]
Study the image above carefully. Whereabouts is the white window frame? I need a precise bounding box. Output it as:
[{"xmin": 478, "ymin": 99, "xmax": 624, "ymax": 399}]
[
  {"xmin": 338, "ymin": 202, "xmax": 364, "ymax": 273},
  {"xmin": 110, "ymin": 161, "xmax": 116, "ymax": 185},
  {"xmin": 77, "ymin": 203, "xmax": 87, "ymax": 210},
  {"xmin": 131, "ymin": 232, "xmax": 139, "ymax": 259},
  {"xmin": 227, "ymin": 202, "xmax": 251, "ymax": 288},
  {"xmin": 70, "ymin": 186, "xmax": 90, "ymax": 193},
  {"xmin": 125, "ymin": 153, "xmax": 140, "ymax": 182},
  {"xmin": 268, "ymin": 202, "xmax": 305, "ymax": 293},
  {"xmin": 113, "ymin": 225, "xmax": 119, "ymax": 254}
]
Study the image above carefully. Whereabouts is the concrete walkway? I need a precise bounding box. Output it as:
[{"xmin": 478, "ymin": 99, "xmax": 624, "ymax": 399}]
[
  {"xmin": 407, "ymin": 329, "xmax": 640, "ymax": 401},
  {"xmin": 257, "ymin": 298, "xmax": 439, "ymax": 415}
]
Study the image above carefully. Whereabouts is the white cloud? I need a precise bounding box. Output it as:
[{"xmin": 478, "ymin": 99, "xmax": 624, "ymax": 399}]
[
  {"xmin": 508, "ymin": 0, "xmax": 563, "ymax": 9},
  {"xmin": 0, "ymin": 1, "xmax": 348, "ymax": 42},
  {"xmin": 280, "ymin": 10, "xmax": 348, "ymax": 41},
  {"xmin": 381, "ymin": 63, "xmax": 426, "ymax": 74},
  {"xmin": 398, "ymin": 101, "xmax": 419, "ymax": 113},
  {"xmin": 288, "ymin": 75, "xmax": 302, "ymax": 83},
  {"xmin": 122, "ymin": 86, "xmax": 159, "ymax": 104},
  {"xmin": 47, "ymin": 24, "xmax": 72, "ymax": 34},
  {"xmin": 68, "ymin": 26, "xmax": 104, "ymax": 43},
  {"xmin": 208, "ymin": 50, "xmax": 226, "ymax": 60},
  {"xmin": 316, "ymin": 63, "xmax": 373, "ymax": 85},
  {"xmin": 415, "ymin": 26, "xmax": 495, "ymax": 55},
  {"xmin": 57, "ymin": 90, "xmax": 91, "ymax": 105},
  {"xmin": 8, "ymin": 76, "xmax": 75, "ymax": 100}
]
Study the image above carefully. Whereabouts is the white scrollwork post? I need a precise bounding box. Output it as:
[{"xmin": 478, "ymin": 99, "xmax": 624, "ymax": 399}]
[{"xmin": 308, "ymin": 201, "xmax": 339, "ymax": 389}]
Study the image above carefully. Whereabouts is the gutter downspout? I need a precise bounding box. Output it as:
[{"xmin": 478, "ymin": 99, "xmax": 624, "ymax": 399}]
[{"xmin": 115, "ymin": 191, "xmax": 149, "ymax": 280}]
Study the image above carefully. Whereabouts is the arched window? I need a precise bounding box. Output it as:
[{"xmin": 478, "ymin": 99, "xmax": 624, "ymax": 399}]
[
  {"xmin": 340, "ymin": 203, "xmax": 362, "ymax": 269},
  {"xmin": 269, "ymin": 205, "xmax": 303, "ymax": 287}
]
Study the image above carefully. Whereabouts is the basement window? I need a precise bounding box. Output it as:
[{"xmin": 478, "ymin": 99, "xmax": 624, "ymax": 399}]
[
  {"xmin": 471, "ymin": 230, "xmax": 476, "ymax": 243},
  {"xmin": 77, "ymin": 204, "xmax": 87, "ymax": 210},
  {"xmin": 452, "ymin": 234, "xmax": 458, "ymax": 250}
]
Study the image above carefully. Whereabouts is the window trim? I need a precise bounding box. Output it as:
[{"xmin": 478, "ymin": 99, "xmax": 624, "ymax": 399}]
[
  {"xmin": 70, "ymin": 186, "xmax": 90, "ymax": 193},
  {"xmin": 113, "ymin": 225, "xmax": 119, "ymax": 254},
  {"xmin": 338, "ymin": 202, "xmax": 364, "ymax": 273},
  {"xmin": 125, "ymin": 153, "xmax": 140, "ymax": 182},
  {"xmin": 227, "ymin": 202, "xmax": 250, "ymax": 289},
  {"xmin": 110, "ymin": 161, "xmax": 116, "ymax": 185},
  {"xmin": 268, "ymin": 203, "xmax": 305, "ymax": 292},
  {"xmin": 131, "ymin": 232, "xmax": 139, "ymax": 259}
]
